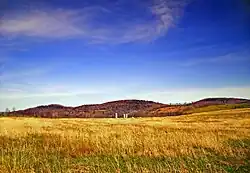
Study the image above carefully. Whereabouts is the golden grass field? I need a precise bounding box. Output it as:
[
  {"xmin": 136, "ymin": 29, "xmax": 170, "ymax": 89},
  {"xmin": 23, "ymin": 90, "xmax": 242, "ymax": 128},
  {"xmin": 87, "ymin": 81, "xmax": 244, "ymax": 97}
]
[{"xmin": 1, "ymin": 108, "xmax": 250, "ymax": 173}]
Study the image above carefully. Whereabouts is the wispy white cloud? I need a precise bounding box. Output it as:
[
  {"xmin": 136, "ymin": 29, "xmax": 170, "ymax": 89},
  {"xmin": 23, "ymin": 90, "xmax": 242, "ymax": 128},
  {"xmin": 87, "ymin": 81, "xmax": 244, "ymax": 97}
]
[
  {"xmin": 0, "ymin": 0, "xmax": 186, "ymax": 44},
  {"xmin": 0, "ymin": 42, "xmax": 29, "ymax": 52},
  {"xmin": 0, "ymin": 9, "xmax": 84, "ymax": 38},
  {"xmin": 0, "ymin": 64, "xmax": 52, "ymax": 82},
  {"xmin": 180, "ymin": 51, "xmax": 250, "ymax": 67},
  {"xmin": 0, "ymin": 82, "xmax": 122, "ymax": 99},
  {"xmin": 0, "ymin": 58, "xmax": 74, "ymax": 83}
]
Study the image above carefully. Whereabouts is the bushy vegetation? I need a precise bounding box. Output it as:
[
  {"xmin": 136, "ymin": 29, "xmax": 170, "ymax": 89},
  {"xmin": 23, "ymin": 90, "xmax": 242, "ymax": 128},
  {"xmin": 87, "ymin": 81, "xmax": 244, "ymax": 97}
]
[
  {"xmin": 186, "ymin": 103, "xmax": 250, "ymax": 114},
  {"xmin": 0, "ymin": 108, "xmax": 250, "ymax": 172},
  {"xmin": 11, "ymin": 100, "xmax": 164, "ymax": 118},
  {"xmin": 148, "ymin": 103, "xmax": 250, "ymax": 117},
  {"xmin": 8, "ymin": 98, "xmax": 250, "ymax": 118}
]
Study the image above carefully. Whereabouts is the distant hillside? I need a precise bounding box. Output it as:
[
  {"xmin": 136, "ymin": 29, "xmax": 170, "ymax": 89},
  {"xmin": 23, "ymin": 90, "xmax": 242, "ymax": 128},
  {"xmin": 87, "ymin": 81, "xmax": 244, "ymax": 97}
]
[
  {"xmin": 12, "ymin": 100, "xmax": 164, "ymax": 118},
  {"xmin": 4, "ymin": 98, "xmax": 250, "ymax": 118},
  {"xmin": 148, "ymin": 98, "xmax": 250, "ymax": 116},
  {"xmin": 192, "ymin": 98, "xmax": 250, "ymax": 107}
]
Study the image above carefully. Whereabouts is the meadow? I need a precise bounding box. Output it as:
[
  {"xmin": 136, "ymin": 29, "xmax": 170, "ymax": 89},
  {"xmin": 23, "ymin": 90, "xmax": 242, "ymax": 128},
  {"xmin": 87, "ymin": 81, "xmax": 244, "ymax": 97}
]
[{"xmin": 0, "ymin": 108, "xmax": 250, "ymax": 173}]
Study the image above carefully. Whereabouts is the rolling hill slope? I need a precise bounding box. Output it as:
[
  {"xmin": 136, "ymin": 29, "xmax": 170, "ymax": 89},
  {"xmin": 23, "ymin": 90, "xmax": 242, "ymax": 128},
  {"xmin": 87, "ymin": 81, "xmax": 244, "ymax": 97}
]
[
  {"xmin": 12, "ymin": 100, "xmax": 164, "ymax": 118},
  {"xmin": 4, "ymin": 98, "xmax": 250, "ymax": 118}
]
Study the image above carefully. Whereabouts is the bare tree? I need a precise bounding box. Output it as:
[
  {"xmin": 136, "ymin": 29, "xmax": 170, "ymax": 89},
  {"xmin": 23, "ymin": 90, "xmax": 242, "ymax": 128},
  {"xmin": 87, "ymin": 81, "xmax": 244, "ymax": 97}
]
[{"xmin": 4, "ymin": 108, "xmax": 10, "ymax": 116}]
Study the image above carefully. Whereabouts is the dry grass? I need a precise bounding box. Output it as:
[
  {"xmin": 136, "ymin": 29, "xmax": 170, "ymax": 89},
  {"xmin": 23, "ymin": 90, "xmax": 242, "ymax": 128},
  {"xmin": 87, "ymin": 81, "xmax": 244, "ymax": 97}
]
[{"xmin": 1, "ymin": 108, "xmax": 250, "ymax": 172}]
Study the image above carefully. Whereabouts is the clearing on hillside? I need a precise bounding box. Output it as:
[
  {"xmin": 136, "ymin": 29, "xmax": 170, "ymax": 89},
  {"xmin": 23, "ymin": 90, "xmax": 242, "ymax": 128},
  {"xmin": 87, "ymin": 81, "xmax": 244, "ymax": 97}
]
[{"xmin": 0, "ymin": 108, "xmax": 250, "ymax": 172}]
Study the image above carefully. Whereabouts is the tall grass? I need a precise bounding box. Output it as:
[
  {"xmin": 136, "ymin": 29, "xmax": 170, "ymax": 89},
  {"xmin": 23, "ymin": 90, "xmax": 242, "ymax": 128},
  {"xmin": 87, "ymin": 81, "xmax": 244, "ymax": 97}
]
[{"xmin": 1, "ymin": 108, "xmax": 250, "ymax": 172}]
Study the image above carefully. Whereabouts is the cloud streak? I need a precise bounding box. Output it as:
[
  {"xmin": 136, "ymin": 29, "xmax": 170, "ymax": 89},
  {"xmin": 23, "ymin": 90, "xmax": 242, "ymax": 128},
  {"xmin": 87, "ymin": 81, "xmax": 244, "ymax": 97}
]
[
  {"xmin": 0, "ymin": 0, "xmax": 186, "ymax": 44},
  {"xmin": 180, "ymin": 51, "xmax": 250, "ymax": 67},
  {"xmin": 0, "ymin": 9, "xmax": 84, "ymax": 38},
  {"xmin": 0, "ymin": 82, "xmax": 122, "ymax": 99}
]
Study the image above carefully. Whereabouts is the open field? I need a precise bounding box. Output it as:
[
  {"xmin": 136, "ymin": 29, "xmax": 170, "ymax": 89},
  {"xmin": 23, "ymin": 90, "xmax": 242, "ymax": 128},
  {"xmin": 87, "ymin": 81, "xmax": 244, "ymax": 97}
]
[{"xmin": 1, "ymin": 108, "xmax": 250, "ymax": 173}]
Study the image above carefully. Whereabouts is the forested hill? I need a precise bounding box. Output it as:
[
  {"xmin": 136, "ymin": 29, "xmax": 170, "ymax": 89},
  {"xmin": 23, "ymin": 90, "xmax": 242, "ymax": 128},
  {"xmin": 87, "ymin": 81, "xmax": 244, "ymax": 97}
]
[{"xmin": 4, "ymin": 98, "xmax": 250, "ymax": 118}]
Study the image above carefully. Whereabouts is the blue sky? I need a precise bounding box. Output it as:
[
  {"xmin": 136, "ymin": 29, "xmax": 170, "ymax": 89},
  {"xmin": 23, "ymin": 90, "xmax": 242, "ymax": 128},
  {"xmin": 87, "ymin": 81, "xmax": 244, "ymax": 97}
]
[{"xmin": 0, "ymin": 0, "xmax": 250, "ymax": 111}]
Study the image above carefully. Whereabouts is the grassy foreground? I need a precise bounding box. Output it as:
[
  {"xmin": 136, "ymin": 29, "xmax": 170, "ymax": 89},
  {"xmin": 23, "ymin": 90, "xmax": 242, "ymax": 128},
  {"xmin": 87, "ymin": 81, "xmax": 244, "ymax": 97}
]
[{"xmin": 0, "ymin": 109, "xmax": 250, "ymax": 173}]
